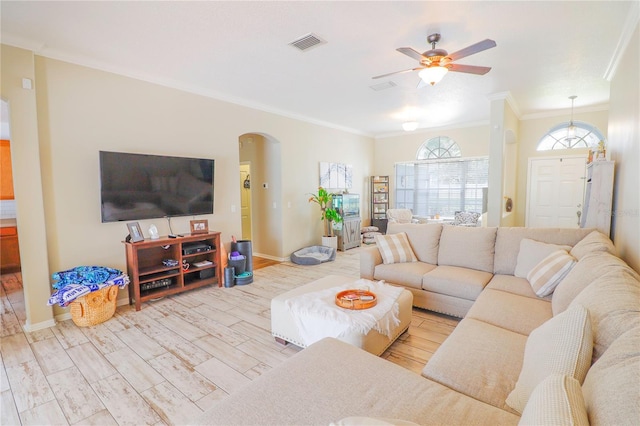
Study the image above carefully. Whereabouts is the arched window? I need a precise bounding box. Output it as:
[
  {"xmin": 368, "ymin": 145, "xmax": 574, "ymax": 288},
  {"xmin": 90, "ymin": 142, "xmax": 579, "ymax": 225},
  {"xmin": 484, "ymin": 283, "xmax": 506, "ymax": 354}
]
[
  {"xmin": 537, "ymin": 121, "xmax": 606, "ymax": 151},
  {"xmin": 417, "ymin": 136, "xmax": 461, "ymax": 159}
]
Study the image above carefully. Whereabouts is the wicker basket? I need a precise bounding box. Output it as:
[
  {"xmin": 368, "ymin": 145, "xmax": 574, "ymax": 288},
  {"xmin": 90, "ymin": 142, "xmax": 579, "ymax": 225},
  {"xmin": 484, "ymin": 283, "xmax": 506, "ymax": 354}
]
[{"xmin": 69, "ymin": 285, "xmax": 118, "ymax": 327}]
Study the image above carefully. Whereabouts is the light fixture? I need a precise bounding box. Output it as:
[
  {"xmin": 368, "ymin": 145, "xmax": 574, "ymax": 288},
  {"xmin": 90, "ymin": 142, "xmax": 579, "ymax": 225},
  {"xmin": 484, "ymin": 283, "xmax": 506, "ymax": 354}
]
[
  {"xmin": 419, "ymin": 66, "xmax": 448, "ymax": 86},
  {"xmin": 566, "ymin": 95, "xmax": 577, "ymax": 140},
  {"xmin": 402, "ymin": 121, "xmax": 419, "ymax": 131}
]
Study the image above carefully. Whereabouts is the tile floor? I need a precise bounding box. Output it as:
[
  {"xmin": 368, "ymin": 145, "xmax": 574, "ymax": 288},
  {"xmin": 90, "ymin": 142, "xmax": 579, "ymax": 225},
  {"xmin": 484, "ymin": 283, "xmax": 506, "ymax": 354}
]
[{"xmin": 0, "ymin": 247, "xmax": 458, "ymax": 425}]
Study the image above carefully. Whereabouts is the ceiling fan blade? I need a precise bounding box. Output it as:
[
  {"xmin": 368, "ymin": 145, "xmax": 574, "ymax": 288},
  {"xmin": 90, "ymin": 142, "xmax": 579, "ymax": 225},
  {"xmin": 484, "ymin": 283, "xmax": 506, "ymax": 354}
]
[
  {"xmin": 396, "ymin": 47, "xmax": 431, "ymax": 63},
  {"xmin": 447, "ymin": 63, "xmax": 492, "ymax": 75},
  {"xmin": 447, "ymin": 39, "xmax": 496, "ymax": 61},
  {"xmin": 372, "ymin": 67, "xmax": 424, "ymax": 79}
]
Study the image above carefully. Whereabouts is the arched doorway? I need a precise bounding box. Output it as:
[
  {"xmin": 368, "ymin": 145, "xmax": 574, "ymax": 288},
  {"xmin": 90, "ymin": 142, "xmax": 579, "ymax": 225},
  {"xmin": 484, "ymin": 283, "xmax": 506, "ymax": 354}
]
[{"xmin": 238, "ymin": 133, "xmax": 283, "ymax": 260}]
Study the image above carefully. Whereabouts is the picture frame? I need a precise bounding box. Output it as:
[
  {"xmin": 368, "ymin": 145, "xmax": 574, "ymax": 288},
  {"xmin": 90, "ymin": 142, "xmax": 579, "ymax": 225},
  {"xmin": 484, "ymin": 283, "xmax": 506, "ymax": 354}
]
[
  {"xmin": 126, "ymin": 222, "xmax": 145, "ymax": 243},
  {"xmin": 190, "ymin": 219, "xmax": 209, "ymax": 234}
]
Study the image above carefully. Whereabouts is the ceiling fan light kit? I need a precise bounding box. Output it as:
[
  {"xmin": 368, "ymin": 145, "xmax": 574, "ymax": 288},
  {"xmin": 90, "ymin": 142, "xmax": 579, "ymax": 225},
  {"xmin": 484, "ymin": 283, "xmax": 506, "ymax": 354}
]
[{"xmin": 419, "ymin": 66, "xmax": 448, "ymax": 85}]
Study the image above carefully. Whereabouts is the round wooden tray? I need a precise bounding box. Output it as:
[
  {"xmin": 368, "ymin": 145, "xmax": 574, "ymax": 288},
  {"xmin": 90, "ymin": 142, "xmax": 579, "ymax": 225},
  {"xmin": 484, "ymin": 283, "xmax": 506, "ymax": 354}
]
[{"xmin": 335, "ymin": 289, "xmax": 377, "ymax": 310}]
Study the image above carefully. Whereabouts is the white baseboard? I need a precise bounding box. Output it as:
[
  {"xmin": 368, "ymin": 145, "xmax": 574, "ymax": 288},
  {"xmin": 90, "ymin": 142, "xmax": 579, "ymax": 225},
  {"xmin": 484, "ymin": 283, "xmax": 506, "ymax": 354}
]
[
  {"xmin": 252, "ymin": 252, "xmax": 287, "ymax": 262},
  {"xmin": 22, "ymin": 318, "xmax": 56, "ymax": 332}
]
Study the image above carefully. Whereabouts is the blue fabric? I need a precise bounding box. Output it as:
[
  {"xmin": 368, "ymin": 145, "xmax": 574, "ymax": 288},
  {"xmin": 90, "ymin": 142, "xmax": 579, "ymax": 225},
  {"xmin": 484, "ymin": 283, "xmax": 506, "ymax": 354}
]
[
  {"xmin": 48, "ymin": 266, "xmax": 130, "ymax": 307},
  {"xmin": 52, "ymin": 265, "xmax": 125, "ymax": 289}
]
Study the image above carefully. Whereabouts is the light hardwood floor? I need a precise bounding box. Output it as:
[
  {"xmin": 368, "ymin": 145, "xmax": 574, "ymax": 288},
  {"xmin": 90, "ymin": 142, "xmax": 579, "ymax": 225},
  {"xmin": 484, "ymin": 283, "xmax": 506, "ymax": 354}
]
[{"xmin": 0, "ymin": 247, "xmax": 459, "ymax": 425}]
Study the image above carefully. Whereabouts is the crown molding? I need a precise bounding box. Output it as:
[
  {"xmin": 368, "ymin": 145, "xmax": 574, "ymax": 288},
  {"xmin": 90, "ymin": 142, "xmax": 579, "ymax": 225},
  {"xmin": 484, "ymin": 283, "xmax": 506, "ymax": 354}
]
[
  {"xmin": 486, "ymin": 91, "xmax": 522, "ymax": 119},
  {"xmin": 604, "ymin": 2, "xmax": 640, "ymax": 81}
]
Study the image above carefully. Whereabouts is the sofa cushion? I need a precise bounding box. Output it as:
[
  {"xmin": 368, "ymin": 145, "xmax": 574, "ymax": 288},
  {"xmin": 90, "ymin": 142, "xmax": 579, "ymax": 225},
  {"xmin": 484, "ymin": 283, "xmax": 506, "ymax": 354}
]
[
  {"xmin": 437, "ymin": 226, "xmax": 497, "ymax": 273},
  {"xmin": 582, "ymin": 327, "xmax": 640, "ymax": 426},
  {"xmin": 486, "ymin": 275, "xmax": 548, "ymax": 300},
  {"xmin": 193, "ymin": 337, "xmax": 521, "ymax": 425},
  {"xmin": 422, "ymin": 318, "xmax": 527, "ymax": 412},
  {"xmin": 570, "ymin": 230, "xmax": 617, "ymax": 260},
  {"xmin": 493, "ymin": 227, "xmax": 592, "ymax": 275},
  {"xmin": 527, "ymin": 250, "xmax": 576, "ymax": 297},
  {"xmin": 568, "ymin": 268, "xmax": 640, "ymax": 362},
  {"xmin": 422, "ymin": 266, "xmax": 493, "ymax": 302},
  {"xmin": 519, "ymin": 374, "xmax": 589, "ymax": 426},
  {"xmin": 375, "ymin": 232, "xmax": 417, "ymax": 264},
  {"xmin": 552, "ymin": 251, "xmax": 637, "ymax": 315},
  {"xmin": 387, "ymin": 223, "xmax": 442, "ymax": 264},
  {"xmin": 514, "ymin": 239, "xmax": 572, "ymax": 278},
  {"xmin": 374, "ymin": 262, "xmax": 436, "ymax": 290},
  {"xmin": 505, "ymin": 304, "xmax": 592, "ymax": 414},
  {"xmin": 466, "ymin": 288, "xmax": 552, "ymax": 336}
]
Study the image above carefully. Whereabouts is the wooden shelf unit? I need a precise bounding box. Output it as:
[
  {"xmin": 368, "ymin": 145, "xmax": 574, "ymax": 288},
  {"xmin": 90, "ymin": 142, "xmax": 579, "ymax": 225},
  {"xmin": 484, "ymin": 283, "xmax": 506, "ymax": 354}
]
[
  {"xmin": 371, "ymin": 176, "xmax": 389, "ymax": 234},
  {"xmin": 124, "ymin": 231, "xmax": 222, "ymax": 311}
]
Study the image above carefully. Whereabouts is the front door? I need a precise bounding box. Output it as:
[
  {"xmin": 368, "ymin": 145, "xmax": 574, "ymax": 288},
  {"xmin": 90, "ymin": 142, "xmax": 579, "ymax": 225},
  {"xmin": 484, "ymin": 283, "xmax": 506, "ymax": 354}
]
[{"xmin": 526, "ymin": 156, "xmax": 587, "ymax": 228}]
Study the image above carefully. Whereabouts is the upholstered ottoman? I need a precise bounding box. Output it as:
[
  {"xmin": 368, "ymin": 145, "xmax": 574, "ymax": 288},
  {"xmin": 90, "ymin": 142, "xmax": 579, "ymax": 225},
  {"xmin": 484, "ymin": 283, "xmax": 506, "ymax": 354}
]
[{"xmin": 271, "ymin": 275, "xmax": 413, "ymax": 355}]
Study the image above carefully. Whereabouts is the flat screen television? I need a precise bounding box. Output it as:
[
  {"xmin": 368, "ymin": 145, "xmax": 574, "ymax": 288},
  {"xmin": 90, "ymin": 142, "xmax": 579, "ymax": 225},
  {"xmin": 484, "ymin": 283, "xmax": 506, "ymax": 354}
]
[{"xmin": 99, "ymin": 151, "xmax": 214, "ymax": 223}]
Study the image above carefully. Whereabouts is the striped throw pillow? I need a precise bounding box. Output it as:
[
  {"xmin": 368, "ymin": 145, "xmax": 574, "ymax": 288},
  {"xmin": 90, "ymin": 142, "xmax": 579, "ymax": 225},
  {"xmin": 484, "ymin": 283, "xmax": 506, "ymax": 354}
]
[
  {"xmin": 375, "ymin": 232, "xmax": 417, "ymax": 264},
  {"xmin": 527, "ymin": 250, "xmax": 576, "ymax": 297}
]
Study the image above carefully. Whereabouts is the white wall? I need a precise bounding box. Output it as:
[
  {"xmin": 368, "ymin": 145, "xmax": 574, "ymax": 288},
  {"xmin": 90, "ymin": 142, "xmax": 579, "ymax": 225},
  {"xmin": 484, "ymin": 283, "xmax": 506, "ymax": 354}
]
[{"xmin": 608, "ymin": 21, "xmax": 639, "ymax": 273}]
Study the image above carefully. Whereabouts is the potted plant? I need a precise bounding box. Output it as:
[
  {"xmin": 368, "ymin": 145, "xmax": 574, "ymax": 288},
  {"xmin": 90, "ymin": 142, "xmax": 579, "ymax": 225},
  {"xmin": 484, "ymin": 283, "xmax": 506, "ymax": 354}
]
[{"xmin": 308, "ymin": 187, "xmax": 342, "ymax": 249}]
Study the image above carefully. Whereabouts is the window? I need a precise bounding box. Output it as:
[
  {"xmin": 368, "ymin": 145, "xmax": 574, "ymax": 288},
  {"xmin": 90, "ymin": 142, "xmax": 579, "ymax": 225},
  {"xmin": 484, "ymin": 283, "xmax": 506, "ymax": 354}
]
[
  {"xmin": 395, "ymin": 157, "xmax": 489, "ymax": 218},
  {"xmin": 417, "ymin": 136, "xmax": 461, "ymax": 159},
  {"xmin": 537, "ymin": 121, "xmax": 606, "ymax": 151}
]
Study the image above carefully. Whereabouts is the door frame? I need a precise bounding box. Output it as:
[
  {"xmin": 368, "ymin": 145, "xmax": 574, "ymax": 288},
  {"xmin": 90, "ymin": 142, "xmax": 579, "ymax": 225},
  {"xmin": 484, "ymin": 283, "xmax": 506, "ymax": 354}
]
[
  {"xmin": 239, "ymin": 161, "xmax": 252, "ymax": 241},
  {"xmin": 525, "ymin": 154, "xmax": 587, "ymax": 227}
]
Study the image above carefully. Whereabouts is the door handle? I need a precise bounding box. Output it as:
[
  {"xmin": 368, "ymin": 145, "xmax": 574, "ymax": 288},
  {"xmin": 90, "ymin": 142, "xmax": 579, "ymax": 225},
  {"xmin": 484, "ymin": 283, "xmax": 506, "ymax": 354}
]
[{"xmin": 576, "ymin": 204, "xmax": 582, "ymax": 226}]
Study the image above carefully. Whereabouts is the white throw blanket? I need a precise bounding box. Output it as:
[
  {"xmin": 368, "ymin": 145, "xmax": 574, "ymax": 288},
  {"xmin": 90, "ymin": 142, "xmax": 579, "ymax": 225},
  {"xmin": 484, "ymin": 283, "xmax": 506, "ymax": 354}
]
[{"xmin": 284, "ymin": 279, "xmax": 403, "ymax": 346}]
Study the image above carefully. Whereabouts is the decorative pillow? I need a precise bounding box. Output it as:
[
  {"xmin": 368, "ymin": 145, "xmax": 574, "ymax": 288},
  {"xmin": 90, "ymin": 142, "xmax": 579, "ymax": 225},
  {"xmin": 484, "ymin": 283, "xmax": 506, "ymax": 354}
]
[
  {"xmin": 375, "ymin": 232, "xmax": 417, "ymax": 264},
  {"xmin": 519, "ymin": 374, "xmax": 589, "ymax": 426},
  {"xmin": 452, "ymin": 211, "xmax": 480, "ymax": 226},
  {"xmin": 360, "ymin": 226, "xmax": 379, "ymax": 233},
  {"xmin": 505, "ymin": 304, "xmax": 592, "ymax": 414},
  {"xmin": 514, "ymin": 239, "xmax": 572, "ymax": 278},
  {"xmin": 527, "ymin": 250, "xmax": 576, "ymax": 297},
  {"xmin": 570, "ymin": 230, "xmax": 617, "ymax": 260}
]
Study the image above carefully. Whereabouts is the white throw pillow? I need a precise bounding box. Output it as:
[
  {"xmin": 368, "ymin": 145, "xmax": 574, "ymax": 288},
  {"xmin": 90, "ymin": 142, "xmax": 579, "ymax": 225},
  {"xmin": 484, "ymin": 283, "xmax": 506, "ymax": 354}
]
[
  {"xmin": 452, "ymin": 211, "xmax": 480, "ymax": 226},
  {"xmin": 527, "ymin": 250, "xmax": 576, "ymax": 297},
  {"xmin": 375, "ymin": 232, "xmax": 417, "ymax": 264},
  {"xmin": 514, "ymin": 239, "xmax": 572, "ymax": 278},
  {"xmin": 506, "ymin": 304, "xmax": 593, "ymax": 414},
  {"xmin": 519, "ymin": 374, "xmax": 589, "ymax": 426}
]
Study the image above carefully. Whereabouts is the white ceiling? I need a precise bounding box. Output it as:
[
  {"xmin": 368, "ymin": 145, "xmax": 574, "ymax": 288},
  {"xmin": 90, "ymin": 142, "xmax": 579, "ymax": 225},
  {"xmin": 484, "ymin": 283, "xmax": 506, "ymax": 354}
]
[{"xmin": 1, "ymin": 1, "xmax": 638, "ymax": 137}]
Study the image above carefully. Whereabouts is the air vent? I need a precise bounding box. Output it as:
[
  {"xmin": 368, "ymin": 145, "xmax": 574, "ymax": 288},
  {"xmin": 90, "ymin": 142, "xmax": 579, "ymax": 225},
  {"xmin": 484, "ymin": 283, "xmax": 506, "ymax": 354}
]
[
  {"xmin": 369, "ymin": 81, "xmax": 397, "ymax": 91},
  {"xmin": 289, "ymin": 33, "xmax": 326, "ymax": 52}
]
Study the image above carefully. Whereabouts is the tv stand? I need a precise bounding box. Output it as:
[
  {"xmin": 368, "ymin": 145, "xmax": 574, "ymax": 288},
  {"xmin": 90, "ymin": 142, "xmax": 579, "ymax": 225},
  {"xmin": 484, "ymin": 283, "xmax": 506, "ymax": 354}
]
[{"xmin": 123, "ymin": 231, "xmax": 222, "ymax": 311}]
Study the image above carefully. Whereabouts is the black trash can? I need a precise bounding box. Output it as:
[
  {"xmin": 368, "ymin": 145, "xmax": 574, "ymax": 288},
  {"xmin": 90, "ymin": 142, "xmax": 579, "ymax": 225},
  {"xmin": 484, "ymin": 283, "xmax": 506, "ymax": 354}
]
[
  {"xmin": 231, "ymin": 240, "xmax": 253, "ymax": 284},
  {"xmin": 231, "ymin": 240, "xmax": 253, "ymax": 273}
]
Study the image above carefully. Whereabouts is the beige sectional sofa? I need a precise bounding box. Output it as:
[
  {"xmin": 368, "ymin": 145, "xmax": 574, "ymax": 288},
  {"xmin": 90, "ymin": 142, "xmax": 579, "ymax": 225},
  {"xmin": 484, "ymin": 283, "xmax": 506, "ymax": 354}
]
[{"xmin": 194, "ymin": 225, "xmax": 640, "ymax": 425}]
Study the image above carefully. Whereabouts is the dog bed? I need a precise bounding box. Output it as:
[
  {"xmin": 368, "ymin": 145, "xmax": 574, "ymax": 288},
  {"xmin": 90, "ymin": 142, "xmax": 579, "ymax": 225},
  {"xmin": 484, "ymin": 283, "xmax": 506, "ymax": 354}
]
[{"xmin": 290, "ymin": 245, "xmax": 336, "ymax": 265}]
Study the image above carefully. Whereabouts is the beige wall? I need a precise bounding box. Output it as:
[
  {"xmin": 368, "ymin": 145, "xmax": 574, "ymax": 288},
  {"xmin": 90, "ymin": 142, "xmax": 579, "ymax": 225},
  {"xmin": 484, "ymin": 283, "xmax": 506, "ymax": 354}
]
[
  {"xmin": 515, "ymin": 109, "xmax": 609, "ymax": 226},
  {"xmin": 0, "ymin": 46, "xmax": 55, "ymax": 329},
  {"xmin": 373, "ymin": 124, "xmax": 490, "ymax": 211},
  {"xmin": 608, "ymin": 22, "xmax": 639, "ymax": 273},
  {"xmin": 6, "ymin": 51, "xmax": 374, "ymax": 320}
]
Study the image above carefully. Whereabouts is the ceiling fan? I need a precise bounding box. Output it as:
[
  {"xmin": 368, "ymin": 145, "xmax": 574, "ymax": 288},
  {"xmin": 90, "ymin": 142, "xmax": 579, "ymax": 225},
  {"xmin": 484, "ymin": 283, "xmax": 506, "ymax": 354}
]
[{"xmin": 373, "ymin": 33, "xmax": 497, "ymax": 86}]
